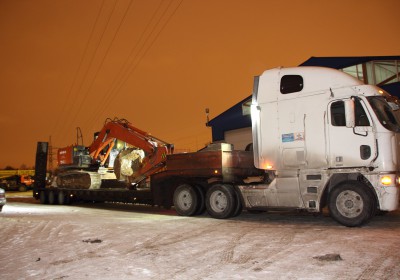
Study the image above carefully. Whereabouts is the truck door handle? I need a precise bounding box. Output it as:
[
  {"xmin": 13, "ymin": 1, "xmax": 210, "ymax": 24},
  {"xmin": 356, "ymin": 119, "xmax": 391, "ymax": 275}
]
[{"xmin": 353, "ymin": 126, "xmax": 369, "ymax": 137}]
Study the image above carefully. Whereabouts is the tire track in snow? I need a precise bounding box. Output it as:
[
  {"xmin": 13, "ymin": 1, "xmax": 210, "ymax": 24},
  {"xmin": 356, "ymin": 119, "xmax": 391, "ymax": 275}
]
[
  {"xmin": 220, "ymin": 231, "xmax": 249, "ymax": 264},
  {"xmin": 245, "ymin": 227, "xmax": 329, "ymax": 272},
  {"xmin": 122, "ymin": 221, "xmax": 228, "ymax": 279},
  {"xmin": 171, "ymin": 223, "xmax": 299, "ymax": 279},
  {"xmin": 125, "ymin": 221, "xmax": 226, "ymax": 254},
  {"xmin": 356, "ymin": 241, "xmax": 400, "ymax": 280}
]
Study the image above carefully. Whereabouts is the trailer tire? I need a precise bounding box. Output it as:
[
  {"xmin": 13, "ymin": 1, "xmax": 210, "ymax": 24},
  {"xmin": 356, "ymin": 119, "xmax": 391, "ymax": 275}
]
[
  {"xmin": 48, "ymin": 191, "xmax": 56, "ymax": 205},
  {"xmin": 328, "ymin": 180, "xmax": 374, "ymax": 227},
  {"xmin": 58, "ymin": 191, "xmax": 69, "ymax": 205},
  {"xmin": 39, "ymin": 191, "xmax": 48, "ymax": 204},
  {"xmin": 173, "ymin": 184, "xmax": 199, "ymax": 216},
  {"xmin": 206, "ymin": 184, "xmax": 237, "ymax": 219}
]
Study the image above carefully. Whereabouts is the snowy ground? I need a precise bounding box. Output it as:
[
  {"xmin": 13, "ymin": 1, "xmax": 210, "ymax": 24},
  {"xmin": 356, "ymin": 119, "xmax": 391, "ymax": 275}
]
[{"xmin": 1, "ymin": 192, "xmax": 399, "ymax": 280}]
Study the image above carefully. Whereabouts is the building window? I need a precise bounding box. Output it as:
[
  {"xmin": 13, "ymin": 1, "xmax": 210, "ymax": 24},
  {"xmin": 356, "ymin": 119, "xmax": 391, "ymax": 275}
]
[
  {"xmin": 280, "ymin": 75, "xmax": 304, "ymax": 94},
  {"xmin": 242, "ymin": 98, "xmax": 252, "ymax": 116},
  {"xmin": 342, "ymin": 60, "xmax": 400, "ymax": 86}
]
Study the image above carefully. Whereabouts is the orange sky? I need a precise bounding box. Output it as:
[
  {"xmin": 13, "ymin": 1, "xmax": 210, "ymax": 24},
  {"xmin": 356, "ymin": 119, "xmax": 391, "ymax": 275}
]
[{"xmin": 0, "ymin": 0, "xmax": 399, "ymax": 169}]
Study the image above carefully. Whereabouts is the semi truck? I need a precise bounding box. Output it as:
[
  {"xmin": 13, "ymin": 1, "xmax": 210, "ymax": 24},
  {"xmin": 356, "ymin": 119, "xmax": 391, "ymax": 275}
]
[{"xmin": 33, "ymin": 66, "xmax": 400, "ymax": 227}]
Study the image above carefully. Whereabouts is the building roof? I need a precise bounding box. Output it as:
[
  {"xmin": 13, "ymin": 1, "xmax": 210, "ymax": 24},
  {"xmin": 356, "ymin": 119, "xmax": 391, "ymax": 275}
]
[{"xmin": 300, "ymin": 56, "xmax": 400, "ymax": 69}]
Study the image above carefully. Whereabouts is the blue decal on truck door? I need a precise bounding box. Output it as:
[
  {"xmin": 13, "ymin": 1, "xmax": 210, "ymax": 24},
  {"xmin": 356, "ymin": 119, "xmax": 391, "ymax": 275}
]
[{"xmin": 282, "ymin": 133, "xmax": 294, "ymax": 142}]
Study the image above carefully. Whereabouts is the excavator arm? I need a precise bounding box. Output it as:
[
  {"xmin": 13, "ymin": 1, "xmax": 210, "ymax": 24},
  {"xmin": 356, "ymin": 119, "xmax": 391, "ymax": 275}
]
[{"xmin": 88, "ymin": 118, "xmax": 173, "ymax": 184}]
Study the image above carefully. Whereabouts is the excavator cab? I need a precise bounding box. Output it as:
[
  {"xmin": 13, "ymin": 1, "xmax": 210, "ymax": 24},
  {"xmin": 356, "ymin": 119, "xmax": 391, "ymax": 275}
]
[{"xmin": 57, "ymin": 145, "xmax": 92, "ymax": 168}]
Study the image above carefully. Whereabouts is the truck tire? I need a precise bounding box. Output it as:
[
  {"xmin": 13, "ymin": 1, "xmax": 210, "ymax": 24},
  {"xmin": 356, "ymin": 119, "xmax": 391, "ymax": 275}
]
[
  {"xmin": 173, "ymin": 184, "xmax": 199, "ymax": 216},
  {"xmin": 18, "ymin": 184, "xmax": 27, "ymax": 192},
  {"xmin": 206, "ymin": 184, "xmax": 237, "ymax": 219},
  {"xmin": 232, "ymin": 189, "xmax": 243, "ymax": 217},
  {"xmin": 328, "ymin": 180, "xmax": 374, "ymax": 227},
  {"xmin": 48, "ymin": 191, "xmax": 56, "ymax": 205},
  {"xmin": 194, "ymin": 184, "xmax": 206, "ymax": 215},
  {"xmin": 39, "ymin": 191, "xmax": 48, "ymax": 204}
]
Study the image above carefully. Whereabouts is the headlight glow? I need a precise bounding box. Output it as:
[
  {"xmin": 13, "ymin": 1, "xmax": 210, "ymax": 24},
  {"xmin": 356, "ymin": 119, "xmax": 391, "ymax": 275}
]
[
  {"xmin": 262, "ymin": 163, "xmax": 273, "ymax": 170},
  {"xmin": 380, "ymin": 176, "xmax": 392, "ymax": 186}
]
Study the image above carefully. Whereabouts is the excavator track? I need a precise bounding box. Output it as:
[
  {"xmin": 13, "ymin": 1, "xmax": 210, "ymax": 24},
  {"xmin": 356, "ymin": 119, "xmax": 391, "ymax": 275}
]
[{"xmin": 56, "ymin": 171, "xmax": 101, "ymax": 189}]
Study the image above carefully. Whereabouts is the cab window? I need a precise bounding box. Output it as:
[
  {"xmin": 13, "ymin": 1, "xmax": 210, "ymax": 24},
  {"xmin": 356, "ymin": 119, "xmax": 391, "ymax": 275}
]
[
  {"xmin": 280, "ymin": 75, "xmax": 303, "ymax": 94},
  {"xmin": 330, "ymin": 99, "xmax": 370, "ymax": 127},
  {"xmin": 355, "ymin": 99, "xmax": 370, "ymax": 126}
]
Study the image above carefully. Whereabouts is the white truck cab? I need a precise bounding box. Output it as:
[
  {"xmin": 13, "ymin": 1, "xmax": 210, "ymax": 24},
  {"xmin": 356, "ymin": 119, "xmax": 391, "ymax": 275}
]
[{"xmin": 246, "ymin": 66, "xmax": 400, "ymax": 226}]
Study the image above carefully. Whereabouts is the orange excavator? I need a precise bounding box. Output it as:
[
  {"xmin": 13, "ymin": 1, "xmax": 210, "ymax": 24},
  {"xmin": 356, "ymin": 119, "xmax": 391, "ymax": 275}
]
[{"xmin": 56, "ymin": 118, "xmax": 174, "ymax": 189}]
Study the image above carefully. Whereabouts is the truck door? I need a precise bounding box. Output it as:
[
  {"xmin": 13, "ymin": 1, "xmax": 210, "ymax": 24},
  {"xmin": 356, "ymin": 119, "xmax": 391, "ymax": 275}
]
[{"xmin": 327, "ymin": 98, "xmax": 376, "ymax": 168}]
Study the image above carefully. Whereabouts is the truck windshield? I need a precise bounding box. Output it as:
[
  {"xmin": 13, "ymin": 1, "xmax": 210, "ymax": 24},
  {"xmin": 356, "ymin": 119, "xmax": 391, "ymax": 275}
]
[{"xmin": 367, "ymin": 96, "xmax": 400, "ymax": 132}]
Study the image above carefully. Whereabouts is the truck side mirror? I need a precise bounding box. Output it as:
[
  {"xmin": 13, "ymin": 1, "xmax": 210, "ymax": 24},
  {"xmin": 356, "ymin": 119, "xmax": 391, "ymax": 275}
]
[
  {"xmin": 344, "ymin": 99, "xmax": 355, "ymax": 128},
  {"xmin": 388, "ymin": 102, "xmax": 400, "ymax": 111}
]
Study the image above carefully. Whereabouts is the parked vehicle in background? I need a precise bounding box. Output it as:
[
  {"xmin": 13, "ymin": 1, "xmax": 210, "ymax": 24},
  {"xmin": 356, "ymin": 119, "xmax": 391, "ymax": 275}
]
[
  {"xmin": 0, "ymin": 175, "xmax": 34, "ymax": 192},
  {"xmin": 0, "ymin": 188, "xmax": 6, "ymax": 211}
]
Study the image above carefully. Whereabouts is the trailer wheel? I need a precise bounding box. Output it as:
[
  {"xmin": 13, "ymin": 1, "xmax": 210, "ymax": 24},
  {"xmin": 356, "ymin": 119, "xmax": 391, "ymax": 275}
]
[
  {"xmin": 328, "ymin": 180, "xmax": 374, "ymax": 227},
  {"xmin": 173, "ymin": 184, "xmax": 199, "ymax": 216},
  {"xmin": 58, "ymin": 191, "xmax": 70, "ymax": 205},
  {"xmin": 206, "ymin": 184, "xmax": 237, "ymax": 219},
  {"xmin": 48, "ymin": 191, "xmax": 56, "ymax": 205},
  {"xmin": 39, "ymin": 191, "xmax": 48, "ymax": 204}
]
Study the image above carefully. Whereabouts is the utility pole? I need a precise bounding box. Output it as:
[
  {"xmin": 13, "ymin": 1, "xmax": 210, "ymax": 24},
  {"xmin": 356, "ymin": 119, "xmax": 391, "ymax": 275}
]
[
  {"xmin": 48, "ymin": 136, "xmax": 53, "ymax": 171},
  {"xmin": 76, "ymin": 127, "xmax": 83, "ymax": 146}
]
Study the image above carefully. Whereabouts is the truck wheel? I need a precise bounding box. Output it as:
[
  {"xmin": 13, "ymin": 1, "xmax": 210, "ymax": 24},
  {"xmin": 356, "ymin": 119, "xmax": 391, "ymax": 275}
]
[
  {"xmin": 328, "ymin": 181, "xmax": 374, "ymax": 227},
  {"xmin": 206, "ymin": 184, "xmax": 237, "ymax": 219},
  {"xmin": 194, "ymin": 184, "xmax": 206, "ymax": 215},
  {"xmin": 48, "ymin": 191, "xmax": 56, "ymax": 205},
  {"xmin": 18, "ymin": 184, "xmax": 27, "ymax": 192},
  {"xmin": 173, "ymin": 184, "xmax": 199, "ymax": 216},
  {"xmin": 39, "ymin": 191, "xmax": 48, "ymax": 204},
  {"xmin": 232, "ymin": 188, "xmax": 243, "ymax": 217}
]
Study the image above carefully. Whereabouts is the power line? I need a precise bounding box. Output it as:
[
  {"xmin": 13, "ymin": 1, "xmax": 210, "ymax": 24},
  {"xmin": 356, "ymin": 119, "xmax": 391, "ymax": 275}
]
[
  {"xmin": 86, "ymin": 0, "xmax": 166, "ymax": 130},
  {"xmin": 52, "ymin": 0, "xmax": 106, "ymax": 139},
  {"xmin": 58, "ymin": 0, "xmax": 119, "ymax": 142},
  {"xmin": 88, "ymin": 0, "xmax": 184, "ymax": 131},
  {"xmin": 65, "ymin": 0, "xmax": 134, "ymax": 139}
]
